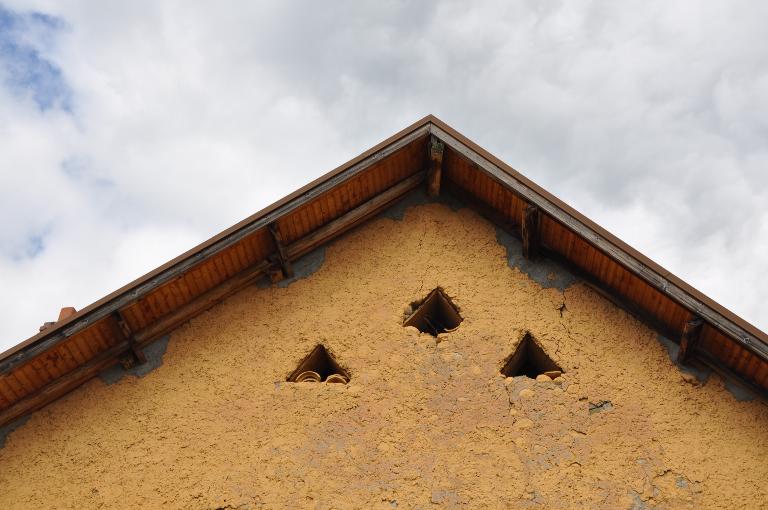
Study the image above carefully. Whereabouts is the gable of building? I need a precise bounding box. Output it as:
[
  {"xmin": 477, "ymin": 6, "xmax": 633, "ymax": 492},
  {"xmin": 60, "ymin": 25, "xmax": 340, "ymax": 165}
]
[{"xmin": 0, "ymin": 114, "xmax": 766, "ymax": 434}]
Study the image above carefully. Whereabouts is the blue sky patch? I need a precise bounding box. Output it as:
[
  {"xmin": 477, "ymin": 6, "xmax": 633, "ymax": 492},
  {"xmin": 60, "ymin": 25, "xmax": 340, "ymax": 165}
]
[
  {"xmin": 61, "ymin": 156, "xmax": 114, "ymax": 188},
  {"xmin": 5, "ymin": 228, "xmax": 50, "ymax": 262},
  {"xmin": 0, "ymin": 5, "xmax": 71, "ymax": 112},
  {"xmin": 24, "ymin": 233, "xmax": 45, "ymax": 259}
]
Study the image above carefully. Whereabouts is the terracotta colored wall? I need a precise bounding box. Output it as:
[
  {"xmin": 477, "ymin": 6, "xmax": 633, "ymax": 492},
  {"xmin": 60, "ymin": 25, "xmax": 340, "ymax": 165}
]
[{"xmin": 1, "ymin": 203, "xmax": 766, "ymax": 509}]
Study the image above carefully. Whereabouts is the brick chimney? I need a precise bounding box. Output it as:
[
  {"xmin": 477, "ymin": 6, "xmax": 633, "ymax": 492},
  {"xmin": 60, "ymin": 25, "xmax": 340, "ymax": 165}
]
[
  {"xmin": 39, "ymin": 307, "xmax": 77, "ymax": 332},
  {"xmin": 57, "ymin": 307, "xmax": 77, "ymax": 322}
]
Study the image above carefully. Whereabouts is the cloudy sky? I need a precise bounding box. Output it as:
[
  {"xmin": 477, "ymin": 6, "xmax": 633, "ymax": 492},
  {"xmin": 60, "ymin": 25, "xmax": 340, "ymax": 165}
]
[{"xmin": 0, "ymin": 1, "xmax": 766, "ymax": 351}]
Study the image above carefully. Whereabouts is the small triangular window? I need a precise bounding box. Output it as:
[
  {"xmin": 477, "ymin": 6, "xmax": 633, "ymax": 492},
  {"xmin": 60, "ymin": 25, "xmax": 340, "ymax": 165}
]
[
  {"xmin": 501, "ymin": 332, "xmax": 562, "ymax": 379},
  {"xmin": 403, "ymin": 288, "xmax": 462, "ymax": 336},
  {"xmin": 288, "ymin": 345, "xmax": 349, "ymax": 383}
]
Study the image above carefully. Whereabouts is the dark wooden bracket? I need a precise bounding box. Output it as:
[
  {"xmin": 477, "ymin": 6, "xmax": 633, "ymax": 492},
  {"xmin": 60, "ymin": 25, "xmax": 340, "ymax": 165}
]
[
  {"xmin": 522, "ymin": 204, "xmax": 540, "ymax": 260},
  {"xmin": 266, "ymin": 256, "xmax": 285, "ymax": 284},
  {"xmin": 268, "ymin": 222, "xmax": 294, "ymax": 280},
  {"xmin": 427, "ymin": 135, "xmax": 444, "ymax": 197},
  {"xmin": 112, "ymin": 311, "xmax": 147, "ymax": 368},
  {"xmin": 677, "ymin": 317, "xmax": 703, "ymax": 365}
]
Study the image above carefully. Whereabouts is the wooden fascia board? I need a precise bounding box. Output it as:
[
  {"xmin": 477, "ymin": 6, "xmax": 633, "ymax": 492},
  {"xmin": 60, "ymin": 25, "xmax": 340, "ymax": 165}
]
[
  {"xmin": 429, "ymin": 121, "xmax": 768, "ymax": 360},
  {"xmin": 0, "ymin": 121, "xmax": 432, "ymax": 372}
]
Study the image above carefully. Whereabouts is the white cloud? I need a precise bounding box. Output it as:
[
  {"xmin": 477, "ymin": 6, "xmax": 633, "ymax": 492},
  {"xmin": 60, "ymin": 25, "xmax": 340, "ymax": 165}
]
[{"xmin": 0, "ymin": 0, "xmax": 766, "ymax": 350}]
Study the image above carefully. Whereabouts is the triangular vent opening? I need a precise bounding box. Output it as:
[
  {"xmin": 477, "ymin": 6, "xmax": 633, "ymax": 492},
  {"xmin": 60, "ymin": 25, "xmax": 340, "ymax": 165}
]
[
  {"xmin": 403, "ymin": 287, "xmax": 463, "ymax": 336},
  {"xmin": 287, "ymin": 345, "xmax": 349, "ymax": 383},
  {"xmin": 501, "ymin": 332, "xmax": 562, "ymax": 379}
]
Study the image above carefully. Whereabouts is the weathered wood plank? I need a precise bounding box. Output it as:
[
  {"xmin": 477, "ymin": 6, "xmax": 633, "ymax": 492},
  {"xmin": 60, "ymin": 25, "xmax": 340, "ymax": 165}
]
[
  {"xmin": 427, "ymin": 136, "xmax": 444, "ymax": 197},
  {"xmin": 287, "ymin": 172, "xmax": 425, "ymax": 260},
  {"xmin": 521, "ymin": 204, "xmax": 540, "ymax": 260},
  {"xmin": 677, "ymin": 318, "xmax": 704, "ymax": 365},
  {"xmin": 0, "ymin": 340, "xmax": 130, "ymax": 427},
  {"xmin": 112, "ymin": 311, "xmax": 147, "ymax": 367},
  {"xmin": 268, "ymin": 223, "xmax": 294, "ymax": 278},
  {"xmin": 134, "ymin": 260, "xmax": 271, "ymax": 345}
]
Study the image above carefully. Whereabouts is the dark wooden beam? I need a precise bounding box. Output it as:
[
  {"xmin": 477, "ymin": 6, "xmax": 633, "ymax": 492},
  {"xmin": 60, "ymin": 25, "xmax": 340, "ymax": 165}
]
[
  {"xmin": 426, "ymin": 136, "xmax": 444, "ymax": 197},
  {"xmin": 677, "ymin": 318, "xmax": 704, "ymax": 365},
  {"xmin": 112, "ymin": 311, "xmax": 146, "ymax": 367},
  {"xmin": 134, "ymin": 260, "xmax": 270, "ymax": 345},
  {"xmin": 522, "ymin": 204, "xmax": 540, "ymax": 260},
  {"xmin": 266, "ymin": 260, "xmax": 285, "ymax": 284},
  {"xmin": 0, "ymin": 339, "xmax": 130, "ymax": 428},
  {"xmin": 268, "ymin": 223, "xmax": 294, "ymax": 279},
  {"xmin": 287, "ymin": 172, "xmax": 425, "ymax": 260}
]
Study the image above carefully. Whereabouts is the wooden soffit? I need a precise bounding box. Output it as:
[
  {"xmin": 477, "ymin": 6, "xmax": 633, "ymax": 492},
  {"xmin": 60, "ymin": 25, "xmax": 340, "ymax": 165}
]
[{"xmin": 0, "ymin": 115, "xmax": 766, "ymax": 429}]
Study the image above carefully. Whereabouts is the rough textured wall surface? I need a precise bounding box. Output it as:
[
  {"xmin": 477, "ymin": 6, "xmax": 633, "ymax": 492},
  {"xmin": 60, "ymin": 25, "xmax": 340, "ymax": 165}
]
[{"xmin": 1, "ymin": 203, "xmax": 766, "ymax": 509}]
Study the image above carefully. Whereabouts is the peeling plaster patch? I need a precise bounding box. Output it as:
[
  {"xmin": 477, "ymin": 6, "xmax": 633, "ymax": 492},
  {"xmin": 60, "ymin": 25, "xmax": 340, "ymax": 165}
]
[
  {"xmin": 434, "ymin": 191, "xmax": 467, "ymax": 212},
  {"xmin": 379, "ymin": 188, "xmax": 464, "ymax": 222},
  {"xmin": 430, "ymin": 489, "xmax": 461, "ymax": 505},
  {"xmin": 495, "ymin": 227, "xmax": 578, "ymax": 291},
  {"xmin": 656, "ymin": 334, "xmax": 716, "ymax": 388},
  {"xmin": 378, "ymin": 188, "xmax": 431, "ymax": 221},
  {"xmin": 0, "ymin": 414, "xmax": 30, "ymax": 449},
  {"xmin": 277, "ymin": 247, "xmax": 326, "ymax": 288},
  {"xmin": 98, "ymin": 335, "xmax": 170, "ymax": 385},
  {"xmin": 629, "ymin": 490, "xmax": 650, "ymax": 510},
  {"xmin": 254, "ymin": 274, "xmax": 272, "ymax": 289},
  {"xmin": 657, "ymin": 333, "xmax": 680, "ymax": 360},
  {"xmin": 656, "ymin": 334, "xmax": 755, "ymax": 401},
  {"xmin": 656, "ymin": 334, "xmax": 711, "ymax": 384},
  {"xmin": 588, "ymin": 400, "xmax": 614, "ymax": 414},
  {"xmin": 723, "ymin": 378, "xmax": 756, "ymax": 402},
  {"xmin": 255, "ymin": 248, "xmax": 327, "ymax": 290}
]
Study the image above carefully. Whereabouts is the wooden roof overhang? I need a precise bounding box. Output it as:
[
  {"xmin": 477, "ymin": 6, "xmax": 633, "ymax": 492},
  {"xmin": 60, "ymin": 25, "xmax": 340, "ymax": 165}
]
[{"xmin": 1, "ymin": 115, "xmax": 766, "ymax": 428}]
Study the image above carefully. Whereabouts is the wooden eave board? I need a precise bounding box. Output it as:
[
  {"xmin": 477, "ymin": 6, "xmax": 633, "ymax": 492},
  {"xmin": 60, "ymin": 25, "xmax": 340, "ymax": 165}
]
[{"xmin": 0, "ymin": 115, "xmax": 766, "ymax": 428}]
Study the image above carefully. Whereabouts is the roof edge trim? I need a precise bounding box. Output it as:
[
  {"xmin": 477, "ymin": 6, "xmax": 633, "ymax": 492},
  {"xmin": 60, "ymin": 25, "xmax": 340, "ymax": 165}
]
[
  {"xmin": 0, "ymin": 121, "xmax": 432, "ymax": 370},
  {"xmin": 429, "ymin": 121, "xmax": 768, "ymax": 359}
]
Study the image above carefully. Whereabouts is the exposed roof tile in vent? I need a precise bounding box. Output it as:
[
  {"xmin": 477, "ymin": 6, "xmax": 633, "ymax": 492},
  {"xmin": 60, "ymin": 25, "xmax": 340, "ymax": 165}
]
[
  {"xmin": 403, "ymin": 288, "xmax": 462, "ymax": 336},
  {"xmin": 287, "ymin": 345, "xmax": 349, "ymax": 383},
  {"xmin": 501, "ymin": 332, "xmax": 562, "ymax": 379}
]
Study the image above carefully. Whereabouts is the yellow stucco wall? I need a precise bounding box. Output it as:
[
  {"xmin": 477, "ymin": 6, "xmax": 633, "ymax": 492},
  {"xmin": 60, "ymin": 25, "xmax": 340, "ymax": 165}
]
[{"xmin": 1, "ymin": 203, "xmax": 766, "ymax": 509}]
